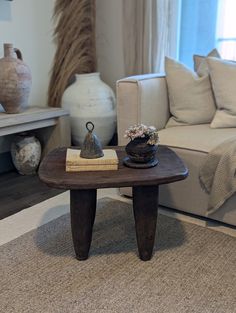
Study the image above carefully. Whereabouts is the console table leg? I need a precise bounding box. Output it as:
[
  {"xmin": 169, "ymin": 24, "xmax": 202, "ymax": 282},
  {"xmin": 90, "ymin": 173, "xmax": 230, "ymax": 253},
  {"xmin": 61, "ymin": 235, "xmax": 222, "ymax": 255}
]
[
  {"xmin": 132, "ymin": 185, "xmax": 159, "ymax": 261},
  {"xmin": 70, "ymin": 189, "xmax": 97, "ymax": 260}
]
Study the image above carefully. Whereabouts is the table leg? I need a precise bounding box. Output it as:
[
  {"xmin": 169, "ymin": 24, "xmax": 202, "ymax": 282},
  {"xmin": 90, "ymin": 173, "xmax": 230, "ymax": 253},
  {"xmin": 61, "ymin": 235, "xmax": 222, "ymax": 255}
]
[
  {"xmin": 70, "ymin": 189, "xmax": 97, "ymax": 260},
  {"xmin": 132, "ymin": 185, "xmax": 159, "ymax": 261}
]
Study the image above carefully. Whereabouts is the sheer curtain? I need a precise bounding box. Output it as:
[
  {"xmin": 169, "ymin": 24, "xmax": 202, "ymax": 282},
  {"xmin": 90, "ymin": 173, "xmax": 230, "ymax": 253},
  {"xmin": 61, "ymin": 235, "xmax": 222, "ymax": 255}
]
[
  {"xmin": 216, "ymin": 0, "xmax": 236, "ymax": 60},
  {"xmin": 123, "ymin": 0, "xmax": 181, "ymax": 76}
]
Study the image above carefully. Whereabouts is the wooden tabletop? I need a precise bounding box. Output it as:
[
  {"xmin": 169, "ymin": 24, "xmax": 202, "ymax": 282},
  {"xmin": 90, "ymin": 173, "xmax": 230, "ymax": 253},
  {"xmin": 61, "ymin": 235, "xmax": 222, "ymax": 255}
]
[{"xmin": 38, "ymin": 146, "xmax": 188, "ymax": 190}]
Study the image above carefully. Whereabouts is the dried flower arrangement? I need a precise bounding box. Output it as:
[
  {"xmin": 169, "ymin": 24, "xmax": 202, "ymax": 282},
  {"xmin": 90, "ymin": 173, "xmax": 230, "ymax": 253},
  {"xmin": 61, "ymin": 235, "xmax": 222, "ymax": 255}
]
[
  {"xmin": 124, "ymin": 124, "xmax": 159, "ymax": 145},
  {"xmin": 48, "ymin": 0, "xmax": 97, "ymax": 107}
]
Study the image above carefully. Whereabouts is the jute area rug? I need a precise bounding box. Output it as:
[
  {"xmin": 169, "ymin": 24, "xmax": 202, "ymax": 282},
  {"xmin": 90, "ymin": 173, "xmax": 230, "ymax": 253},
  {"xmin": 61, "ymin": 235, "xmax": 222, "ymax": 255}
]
[{"xmin": 1, "ymin": 198, "xmax": 236, "ymax": 313}]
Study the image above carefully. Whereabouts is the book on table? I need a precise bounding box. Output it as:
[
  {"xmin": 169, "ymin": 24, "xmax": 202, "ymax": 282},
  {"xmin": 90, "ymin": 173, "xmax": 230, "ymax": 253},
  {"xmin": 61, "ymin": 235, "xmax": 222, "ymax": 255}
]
[{"xmin": 66, "ymin": 149, "xmax": 118, "ymax": 172}]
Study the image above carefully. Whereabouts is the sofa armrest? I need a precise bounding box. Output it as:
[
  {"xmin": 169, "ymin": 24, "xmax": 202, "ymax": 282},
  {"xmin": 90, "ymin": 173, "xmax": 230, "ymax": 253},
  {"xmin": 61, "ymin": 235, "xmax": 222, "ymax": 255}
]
[{"xmin": 116, "ymin": 73, "xmax": 170, "ymax": 145}]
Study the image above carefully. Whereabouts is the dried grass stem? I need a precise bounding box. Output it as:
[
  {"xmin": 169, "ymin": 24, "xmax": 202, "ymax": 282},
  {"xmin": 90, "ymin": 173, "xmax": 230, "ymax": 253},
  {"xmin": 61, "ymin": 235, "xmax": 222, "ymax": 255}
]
[{"xmin": 48, "ymin": 0, "xmax": 96, "ymax": 107}]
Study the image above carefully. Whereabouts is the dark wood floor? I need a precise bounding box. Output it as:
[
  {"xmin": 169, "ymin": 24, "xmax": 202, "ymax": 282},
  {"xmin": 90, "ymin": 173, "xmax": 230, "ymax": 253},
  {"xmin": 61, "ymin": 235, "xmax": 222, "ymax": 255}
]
[{"xmin": 0, "ymin": 171, "xmax": 64, "ymax": 220}]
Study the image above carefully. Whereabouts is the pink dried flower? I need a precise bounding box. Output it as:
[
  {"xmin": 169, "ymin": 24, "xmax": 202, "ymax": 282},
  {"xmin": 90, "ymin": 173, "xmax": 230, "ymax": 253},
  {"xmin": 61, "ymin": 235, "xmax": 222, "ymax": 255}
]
[{"xmin": 124, "ymin": 124, "xmax": 159, "ymax": 145}]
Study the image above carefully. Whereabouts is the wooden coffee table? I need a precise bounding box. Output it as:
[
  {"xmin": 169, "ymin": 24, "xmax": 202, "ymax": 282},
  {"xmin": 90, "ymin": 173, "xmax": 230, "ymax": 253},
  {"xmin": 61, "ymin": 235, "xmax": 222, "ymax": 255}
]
[{"xmin": 39, "ymin": 146, "xmax": 188, "ymax": 261}]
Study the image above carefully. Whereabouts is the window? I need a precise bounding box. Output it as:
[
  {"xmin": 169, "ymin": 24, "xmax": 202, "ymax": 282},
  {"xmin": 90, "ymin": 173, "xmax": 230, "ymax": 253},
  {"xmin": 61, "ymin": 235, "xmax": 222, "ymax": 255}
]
[
  {"xmin": 216, "ymin": 0, "xmax": 236, "ymax": 60},
  {"xmin": 178, "ymin": 0, "xmax": 236, "ymax": 68}
]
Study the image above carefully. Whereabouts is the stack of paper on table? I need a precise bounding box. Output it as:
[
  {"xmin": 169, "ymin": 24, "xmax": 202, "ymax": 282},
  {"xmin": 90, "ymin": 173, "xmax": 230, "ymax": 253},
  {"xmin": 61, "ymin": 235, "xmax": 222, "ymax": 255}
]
[{"xmin": 66, "ymin": 149, "xmax": 118, "ymax": 172}]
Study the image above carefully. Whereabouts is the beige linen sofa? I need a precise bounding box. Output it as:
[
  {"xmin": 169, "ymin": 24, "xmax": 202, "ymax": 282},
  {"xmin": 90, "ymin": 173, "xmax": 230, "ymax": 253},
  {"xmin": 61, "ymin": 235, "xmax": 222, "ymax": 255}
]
[{"xmin": 117, "ymin": 73, "xmax": 236, "ymax": 227}]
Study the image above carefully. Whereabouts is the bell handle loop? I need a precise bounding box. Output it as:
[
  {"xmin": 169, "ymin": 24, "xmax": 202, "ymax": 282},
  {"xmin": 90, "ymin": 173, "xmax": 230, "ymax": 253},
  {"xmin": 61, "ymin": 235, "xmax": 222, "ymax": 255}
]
[{"xmin": 86, "ymin": 121, "xmax": 95, "ymax": 132}]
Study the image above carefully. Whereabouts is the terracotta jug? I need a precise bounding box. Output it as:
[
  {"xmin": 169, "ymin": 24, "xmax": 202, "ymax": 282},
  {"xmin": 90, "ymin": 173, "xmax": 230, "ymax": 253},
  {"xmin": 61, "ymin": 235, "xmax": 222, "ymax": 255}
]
[{"xmin": 0, "ymin": 43, "xmax": 32, "ymax": 114}]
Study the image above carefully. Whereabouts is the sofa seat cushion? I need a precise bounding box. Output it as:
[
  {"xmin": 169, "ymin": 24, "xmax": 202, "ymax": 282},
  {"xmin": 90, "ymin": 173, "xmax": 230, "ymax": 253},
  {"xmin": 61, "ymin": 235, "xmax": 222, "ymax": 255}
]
[{"xmin": 158, "ymin": 124, "xmax": 236, "ymax": 153}]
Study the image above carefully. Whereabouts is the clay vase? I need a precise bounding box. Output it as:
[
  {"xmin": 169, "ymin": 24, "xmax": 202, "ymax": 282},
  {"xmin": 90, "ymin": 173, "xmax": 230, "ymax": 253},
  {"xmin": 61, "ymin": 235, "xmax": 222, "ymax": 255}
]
[
  {"xmin": 0, "ymin": 43, "xmax": 32, "ymax": 114},
  {"xmin": 11, "ymin": 133, "xmax": 41, "ymax": 175}
]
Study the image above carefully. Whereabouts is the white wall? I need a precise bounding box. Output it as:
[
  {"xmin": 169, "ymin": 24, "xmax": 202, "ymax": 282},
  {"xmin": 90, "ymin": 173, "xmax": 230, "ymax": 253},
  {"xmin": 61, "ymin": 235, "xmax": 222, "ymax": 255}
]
[
  {"xmin": 0, "ymin": 0, "xmax": 124, "ymax": 105},
  {"xmin": 0, "ymin": 0, "xmax": 55, "ymax": 108},
  {"xmin": 0, "ymin": 0, "xmax": 55, "ymax": 154},
  {"xmin": 0, "ymin": 0, "xmax": 124, "ymax": 154},
  {"xmin": 96, "ymin": 0, "xmax": 125, "ymax": 91}
]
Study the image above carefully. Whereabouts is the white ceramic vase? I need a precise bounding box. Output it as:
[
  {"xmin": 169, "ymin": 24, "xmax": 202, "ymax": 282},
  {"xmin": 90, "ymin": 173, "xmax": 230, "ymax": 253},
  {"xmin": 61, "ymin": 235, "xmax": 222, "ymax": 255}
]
[{"xmin": 62, "ymin": 73, "xmax": 116, "ymax": 146}]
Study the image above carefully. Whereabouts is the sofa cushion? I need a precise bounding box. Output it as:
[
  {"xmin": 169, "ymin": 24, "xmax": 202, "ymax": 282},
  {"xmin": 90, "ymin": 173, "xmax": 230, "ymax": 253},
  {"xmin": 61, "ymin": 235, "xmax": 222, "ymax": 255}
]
[
  {"xmin": 165, "ymin": 57, "xmax": 216, "ymax": 128},
  {"xmin": 206, "ymin": 57, "xmax": 236, "ymax": 128},
  {"xmin": 193, "ymin": 48, "xmax": 220, "ymax": 77},
  {"xmin": 159, "ymin": 124, "xmax": 236, "ymax": 153}
]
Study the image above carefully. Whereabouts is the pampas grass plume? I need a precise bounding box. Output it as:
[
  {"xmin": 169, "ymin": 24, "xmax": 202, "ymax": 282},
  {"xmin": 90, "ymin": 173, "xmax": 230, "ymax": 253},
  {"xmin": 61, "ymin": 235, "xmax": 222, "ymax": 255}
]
[{"xmin": 48, "ymin": 0, "xmax": 96, "ymax": 107}]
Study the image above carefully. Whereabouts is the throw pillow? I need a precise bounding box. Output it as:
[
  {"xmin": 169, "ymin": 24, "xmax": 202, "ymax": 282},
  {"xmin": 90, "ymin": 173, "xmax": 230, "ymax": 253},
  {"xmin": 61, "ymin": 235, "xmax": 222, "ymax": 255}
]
[
  {"xmin": 207, "ymin": 57, "xmax": 236, "ymax": 128},
  {"xmin": 193, "ymin": 49, "xmax": 220, "ymax": 77},
  {"xmin": 165, "ymin": 57, "xmax": 216, "ymax": 128}
]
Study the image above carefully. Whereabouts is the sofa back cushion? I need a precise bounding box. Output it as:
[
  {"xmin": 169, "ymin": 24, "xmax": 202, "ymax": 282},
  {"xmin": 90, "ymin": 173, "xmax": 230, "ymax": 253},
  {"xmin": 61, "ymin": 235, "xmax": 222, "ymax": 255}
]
[
  {"xmin": 193, "ymin": 49, "xmax": 220, "ymax": 77},
  {"xmin": 165, "ymin": 57, "xmax": 216, "ymax": 128},
  {"xmin": 207, "ymin": 57, "xmax": 236, "ymax": 128}
]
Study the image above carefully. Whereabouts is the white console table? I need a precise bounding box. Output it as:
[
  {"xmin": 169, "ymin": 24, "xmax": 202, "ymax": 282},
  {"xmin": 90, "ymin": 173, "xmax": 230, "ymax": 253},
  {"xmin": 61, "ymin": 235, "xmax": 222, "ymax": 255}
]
[{"xmin": 0, "ymin": 106, "xmax": 71, "ymax": 158}]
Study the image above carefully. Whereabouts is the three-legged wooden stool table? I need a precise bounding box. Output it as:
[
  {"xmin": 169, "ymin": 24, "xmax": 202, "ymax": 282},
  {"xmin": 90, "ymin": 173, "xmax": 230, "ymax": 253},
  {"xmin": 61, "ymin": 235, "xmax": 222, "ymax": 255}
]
[{"xmin": 39, "ymin": 146, "xmax": 188, "ymax": 261}]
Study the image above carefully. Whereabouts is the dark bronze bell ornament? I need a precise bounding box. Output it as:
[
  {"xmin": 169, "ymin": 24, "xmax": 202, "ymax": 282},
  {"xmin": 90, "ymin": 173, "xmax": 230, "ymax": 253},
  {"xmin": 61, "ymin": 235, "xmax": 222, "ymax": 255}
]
[{"xmin": 80, "ymin": 122, "xmax": 104, "ymax": 159}]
